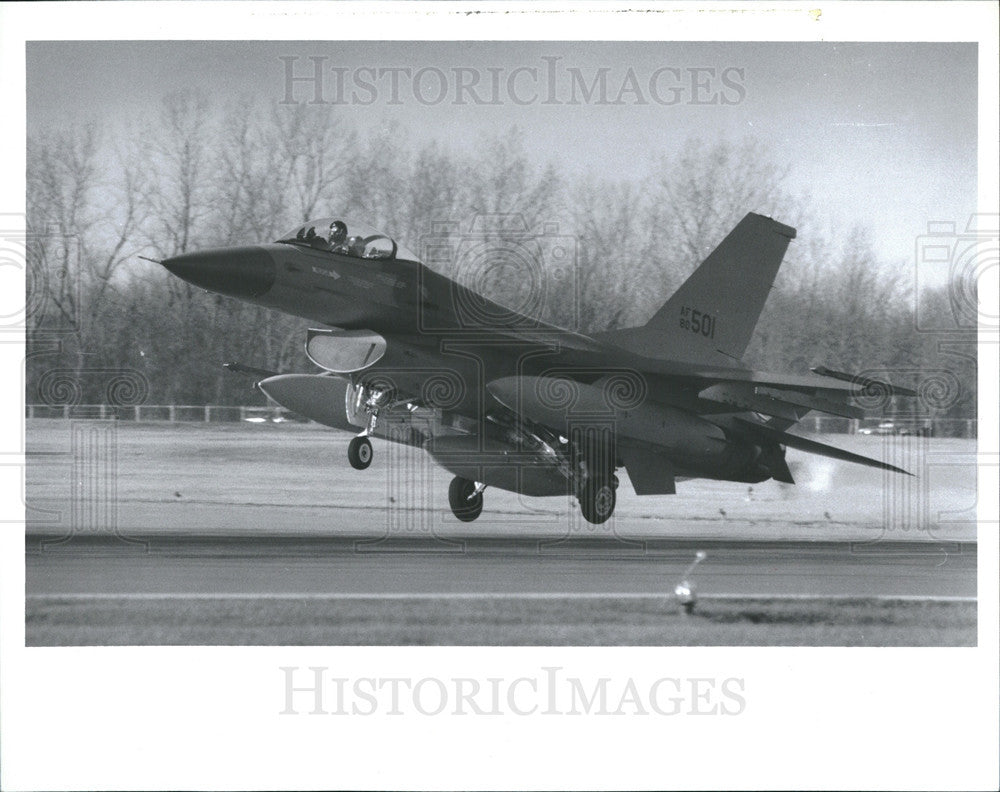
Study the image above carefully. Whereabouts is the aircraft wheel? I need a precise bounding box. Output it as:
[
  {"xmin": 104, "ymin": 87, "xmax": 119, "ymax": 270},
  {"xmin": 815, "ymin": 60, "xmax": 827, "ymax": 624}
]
[
  {"xmin": 348, "ymin": 436, "xmax": 373, "ymax": 470},
  {"xmin": 448, "ymin": 476, "xmax": 483, "ymax": 522},
  {"xmin": 580, "ymin": 480, "xmax": 616, "ymax": 524}
]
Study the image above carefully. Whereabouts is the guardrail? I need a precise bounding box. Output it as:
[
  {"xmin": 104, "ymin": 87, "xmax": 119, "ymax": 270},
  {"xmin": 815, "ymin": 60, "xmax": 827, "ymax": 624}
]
[
  {"xmin": 25, "ymin": 404, "xmax": 297, "ymax": 423},
  {"xmin": 23, "ymin": 404, "xmax": 977, "ymax": 437},
  {"xmin": 791, "ymin": 415, "xmax": 973, "ymax": 438}
]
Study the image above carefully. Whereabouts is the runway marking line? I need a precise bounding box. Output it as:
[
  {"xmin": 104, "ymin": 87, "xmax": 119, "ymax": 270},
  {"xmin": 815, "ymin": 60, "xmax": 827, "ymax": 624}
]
[{"xmin": 25, "ymin": 593, "xmax": 977, "ymax": 603}]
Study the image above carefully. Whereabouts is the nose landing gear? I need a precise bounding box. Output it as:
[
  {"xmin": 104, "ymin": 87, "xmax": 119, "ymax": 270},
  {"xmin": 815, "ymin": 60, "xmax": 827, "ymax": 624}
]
[
  {"xmin": 346, "ymin": 384, "xmax": 393, "ymax": 470},
  {"xmin": 347, "ymin": 435, "xmax": 373, "ymax": 470}
]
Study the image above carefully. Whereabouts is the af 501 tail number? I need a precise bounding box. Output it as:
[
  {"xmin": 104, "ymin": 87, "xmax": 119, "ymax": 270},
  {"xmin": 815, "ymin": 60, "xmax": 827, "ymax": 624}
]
[{"xmin": 680, "ymin": 306, "xmax": 716, "ymax": 339}]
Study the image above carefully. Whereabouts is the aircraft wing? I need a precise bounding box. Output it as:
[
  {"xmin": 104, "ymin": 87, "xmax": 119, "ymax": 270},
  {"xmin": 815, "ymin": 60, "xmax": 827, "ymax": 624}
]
[
  {"xmin": 611, "ymin": 353, "xmax": 917, "ymax": 398},
  {"xmin": 513, "ymin": 335, "xmax": 916, "ymax": 423},
  {"xmin": 733, "ymin": 418, "xmax": 913, "ymax": 475},
  {"xmin": 651, "ymin": 361, "xmax": 916, "ymax": 424}
]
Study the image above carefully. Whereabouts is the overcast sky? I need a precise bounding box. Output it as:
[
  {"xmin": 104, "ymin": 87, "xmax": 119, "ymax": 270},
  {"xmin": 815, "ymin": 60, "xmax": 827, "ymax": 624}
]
[{"xmin": 27, "ymin": 40, "xmax": 977, "ymax": 270}]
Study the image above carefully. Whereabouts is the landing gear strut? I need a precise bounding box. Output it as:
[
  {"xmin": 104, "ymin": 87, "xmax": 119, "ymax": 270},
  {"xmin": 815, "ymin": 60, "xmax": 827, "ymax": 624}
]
[
  {"xmin": 346, "ymin": 384, "xmax": 393, "ymax": 471},
  {"xmin": 448, "ymin": 476, "xmax": 484, "ymax": 522},
  {"xmin": 347, "ymin": 436, "xmax": 373, "ymax": 470}
]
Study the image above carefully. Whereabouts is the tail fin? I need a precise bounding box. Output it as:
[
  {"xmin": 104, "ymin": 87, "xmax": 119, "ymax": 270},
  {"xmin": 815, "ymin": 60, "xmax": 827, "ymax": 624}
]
[{"xmin": 596, "ymin": 213, "xmax": 796, "ymax": 366}]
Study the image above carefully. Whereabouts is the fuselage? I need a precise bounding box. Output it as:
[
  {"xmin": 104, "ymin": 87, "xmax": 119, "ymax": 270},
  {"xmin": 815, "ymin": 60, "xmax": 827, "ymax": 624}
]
[{"xmin": 162, "ymin": 237, "xmax": 778, "ymax": 496}]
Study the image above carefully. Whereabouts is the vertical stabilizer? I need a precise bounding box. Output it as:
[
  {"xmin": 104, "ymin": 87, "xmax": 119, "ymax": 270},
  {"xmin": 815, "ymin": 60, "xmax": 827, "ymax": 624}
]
[{"xmin": 596, "ymin": 213, "xmax": 796, "ymax": 366}]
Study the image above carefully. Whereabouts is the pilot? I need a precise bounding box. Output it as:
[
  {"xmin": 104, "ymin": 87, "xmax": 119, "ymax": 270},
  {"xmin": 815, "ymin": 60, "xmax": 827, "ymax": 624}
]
[
  {"xmin": 328, "ymin": 220, "xmax": 348, "ymax": 252},
  {"xmin": 347, "ymin": 235, "xmax": 366, "ymax": 257},
  {"xmin": 296, "ymin": 226, "xmax": 306, "ymax": 241}
]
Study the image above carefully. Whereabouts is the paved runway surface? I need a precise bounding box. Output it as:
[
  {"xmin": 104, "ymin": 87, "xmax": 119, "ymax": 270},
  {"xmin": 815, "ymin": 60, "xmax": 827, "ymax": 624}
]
[
  {"xmin": 27, "ymin": 534, "xmax": 976, "ymax": 599},
  {"xmin": 23, "ymin": 423, "xmax": 979, "ymax": 644}
]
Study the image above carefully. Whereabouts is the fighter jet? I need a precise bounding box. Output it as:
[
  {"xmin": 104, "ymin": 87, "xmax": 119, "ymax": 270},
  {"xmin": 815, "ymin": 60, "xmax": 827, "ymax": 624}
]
[{"xmin": 159, "ymin": 212, "xmax": 914, "ymax": 524}]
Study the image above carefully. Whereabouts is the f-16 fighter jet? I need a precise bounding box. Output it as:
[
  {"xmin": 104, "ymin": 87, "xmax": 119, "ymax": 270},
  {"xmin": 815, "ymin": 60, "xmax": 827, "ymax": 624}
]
[{"xmin": 160, "ymin": 212, "xmax": 914, "ymax": 524}]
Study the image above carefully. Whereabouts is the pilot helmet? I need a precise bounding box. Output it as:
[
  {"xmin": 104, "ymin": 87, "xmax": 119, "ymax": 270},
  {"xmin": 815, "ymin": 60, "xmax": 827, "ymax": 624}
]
[{"xmin": 329, "ymin": 220, "xmax": 348, "ymax": 245}]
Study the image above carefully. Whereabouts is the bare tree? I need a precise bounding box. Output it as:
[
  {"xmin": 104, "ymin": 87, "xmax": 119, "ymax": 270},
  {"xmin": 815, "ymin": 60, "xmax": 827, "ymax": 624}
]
[
  {"xmin": 646, "ymin": 138, "xmax": 796, "ymax": 271},
  {"xmin": 26, "ymin": 124, "xmax": 100, "ymax": 337},
  {"xmin": 569, "ymin": 176, "xmax": 646, "ymax": 332},
  {"xmin": 465, "ymin": 128, "xmax": 563, "ymax": 230},
  {"xmin": 269, "ymin": 103, "xmax": 356, "ymax": 223},
  {"xmin": 144, "ymin": 90, "xmax": 215, "ymax": 258},
  {"xmin": 24, "ymin": 98, "xmax": 972, "ymax": 420},
  {"xmin": 398, "ymin": 140, "xmax": 464, "ymax": 247}
]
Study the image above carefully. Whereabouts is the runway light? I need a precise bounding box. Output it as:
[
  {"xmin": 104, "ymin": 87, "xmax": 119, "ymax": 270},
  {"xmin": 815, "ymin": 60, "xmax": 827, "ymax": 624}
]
[
  {"xmin": 675, "ymin": 580, "xmax": 696, "ymax": 614},
  {"xmin": 674, "ymin": 551, "xmax": 707, "ymax": 615}
]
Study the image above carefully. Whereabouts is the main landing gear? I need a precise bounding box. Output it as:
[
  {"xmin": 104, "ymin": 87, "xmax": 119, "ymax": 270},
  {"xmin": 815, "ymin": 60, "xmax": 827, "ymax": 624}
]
[
  {"xmin": 579, "ymin": 476, "xmax": 617, "ymax": 524},
  {"xmin": 573, "ymin": 428, "xmax": 618, "ymax": 525},
  {"xmin": 448, "ymin": 476, "xmax": 484, "ymax": 522}
]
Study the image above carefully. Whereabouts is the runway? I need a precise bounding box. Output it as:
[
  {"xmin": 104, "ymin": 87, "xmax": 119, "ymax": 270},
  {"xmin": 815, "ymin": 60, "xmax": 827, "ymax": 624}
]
[
  {"xmin": 25, "ymin": 534, "xmax": 976, "ymax": 646},
  {"xmin": 27, "ymin": 535, "xmax": 976, "ymax": 599},
  {"xmin": 23, "ymin": 422, "xmax": 979, "ymax": 645}
]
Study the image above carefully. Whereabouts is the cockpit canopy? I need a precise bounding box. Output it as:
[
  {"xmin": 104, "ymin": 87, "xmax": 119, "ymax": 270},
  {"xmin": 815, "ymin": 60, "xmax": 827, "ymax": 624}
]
[{"xmin": 276, "ymin": 217, "xmax": 418, "ymax": 262}]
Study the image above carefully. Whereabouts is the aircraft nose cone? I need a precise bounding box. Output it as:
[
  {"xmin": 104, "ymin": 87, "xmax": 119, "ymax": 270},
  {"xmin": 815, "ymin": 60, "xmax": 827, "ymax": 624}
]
[{"xmin": 161, "ymin": 246, "xmax": 276, "ymax": 299}]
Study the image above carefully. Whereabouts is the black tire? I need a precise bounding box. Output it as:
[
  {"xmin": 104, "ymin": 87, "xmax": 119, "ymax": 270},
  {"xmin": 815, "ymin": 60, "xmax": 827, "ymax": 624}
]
[
  {"xmin": 579, "ymin": 480, "xmax": 616, "ymax": 524},
  {"xmin": 348, "ymin": 436, "xmax": 373, "ymax": 470},
  {"xmin": 448, "ymin": 476, "xmax": 483, "ymax": 522}
]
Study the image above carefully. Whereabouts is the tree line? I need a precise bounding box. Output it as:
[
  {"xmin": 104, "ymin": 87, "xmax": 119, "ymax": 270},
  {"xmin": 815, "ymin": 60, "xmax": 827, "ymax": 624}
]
[{"xmin": 25, "ymin": 90, "xmax": 976, "ymax": 423}]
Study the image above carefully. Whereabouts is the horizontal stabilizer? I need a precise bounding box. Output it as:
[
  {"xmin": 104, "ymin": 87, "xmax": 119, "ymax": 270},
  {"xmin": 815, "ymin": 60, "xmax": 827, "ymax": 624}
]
[
  {"xmin": 735, "ymin": 418, "xmax": 912, "ymax": 476},
  {"xmin": 810, "ymin": 366, "xmax": 918, "ymax": 398}
]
